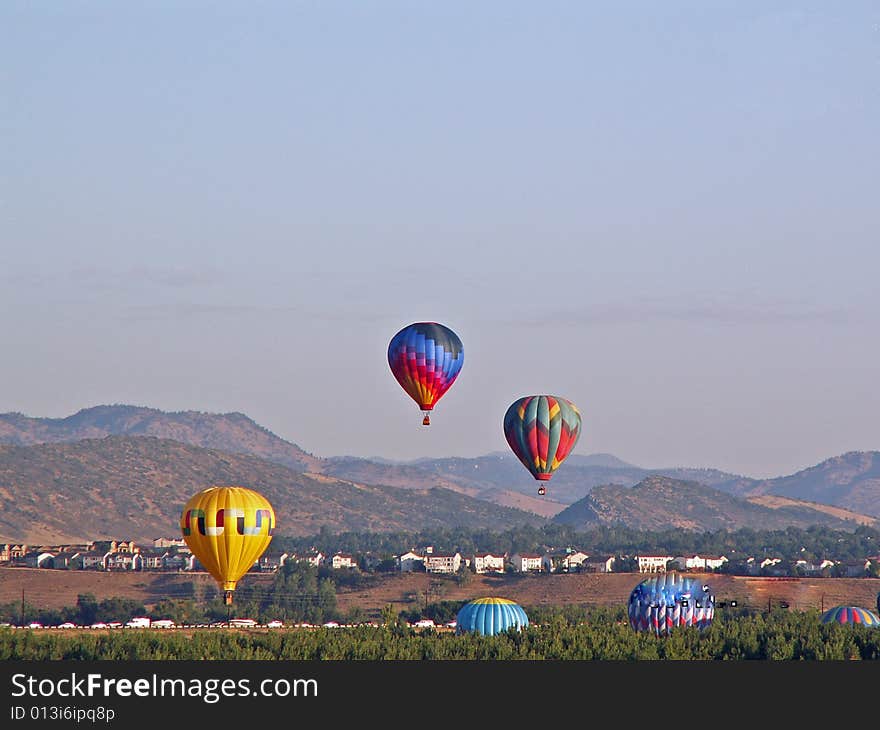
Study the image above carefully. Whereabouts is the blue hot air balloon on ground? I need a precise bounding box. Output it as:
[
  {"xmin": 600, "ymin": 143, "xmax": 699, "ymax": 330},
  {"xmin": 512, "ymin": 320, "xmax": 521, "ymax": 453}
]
[
  {"xmin": 628, "ymin": 572, "xmax": 715, "ymax": 636},
  {"xmin": 455, "ymin": 598, "xmax": 529, "ymax": 637}
]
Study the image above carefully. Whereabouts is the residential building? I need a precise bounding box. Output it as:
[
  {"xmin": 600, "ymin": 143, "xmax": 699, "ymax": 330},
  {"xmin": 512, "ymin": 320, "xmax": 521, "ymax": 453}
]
[
  {"xmin": 542, "ymin": 550, "xmax": 589, "ymax": 573},
  {"xmin": 331, "ymin": 553, "xmax": 357, "ymax": 569},
  {"xmin": 0, "ymin": 544, "xmax": 28, "ymax": 562},
  {"xmin": 472, "ymin": 552, "xmax": 505, "ymax": 574},
  {"xmin": 294, "ymin": 552, "xmax": 325, "ymax": 568},
  {"xmin": 509, "ymin": 553, "xmax": 543, "ymax": 573},
  {"xmin": 636, "ymin": 555, "xmax": 674, "ymax": 573},
  {"xmin": 259, "ymin": 552, "xmax": 289, "ymax": 572},
  {"xmin": 52, "ymin": 551, "xmax": 83, "ymax": 570},
  {"xmin": 671, "ymin": 554, "xmax": 729, "ymax": 572},
  {"xmin": 106, "ymin": 551, "xmax": 136, "ymax": 570},
  {"xmin": 424, "ymin": 552, "xmax": 462, "ymax": 574},
  {"xmin": 397, "ymin": 551, "xmax": 425, "ymax": 572},
  {"xmin": 80, "ymin": 551, "xmax": 109, "ymax": 570},
  {"xmin": 21, "ymin": 551, "xmax": 55, "ymax": 568},
  {"xmin": 581, "ymin": 555, "xmax": 616, "ymax": 573}
]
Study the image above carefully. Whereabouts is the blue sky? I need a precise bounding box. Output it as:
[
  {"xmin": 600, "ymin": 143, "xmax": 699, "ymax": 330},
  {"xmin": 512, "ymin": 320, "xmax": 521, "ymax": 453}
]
[{"xmin": 2, "ymin": 2, "xmax": 878, "ymax": 477}]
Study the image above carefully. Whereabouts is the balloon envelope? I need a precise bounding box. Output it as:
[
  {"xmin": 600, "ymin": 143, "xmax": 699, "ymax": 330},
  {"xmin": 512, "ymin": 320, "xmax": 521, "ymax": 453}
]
[
  {"xmin": 387, "ymin": 322, "xmax": 463, "ymax": 424},
  {"xmin": 820, "ymin": 606, "xmax": 880, "ymax": 627},
  {"xmin": 455, "ymin": 597, "xmax": 529, "ymax": 636},
  {"xmin": 628, "ymin": 572, "xmax": 715, "ymax": 636},
  {"xmin": 180, "ymin": 486, "xmax": 275, "ymax": 604},
  {"xmin": 503, "ymin": 395, "xmax": 582, "ymax": 482}
]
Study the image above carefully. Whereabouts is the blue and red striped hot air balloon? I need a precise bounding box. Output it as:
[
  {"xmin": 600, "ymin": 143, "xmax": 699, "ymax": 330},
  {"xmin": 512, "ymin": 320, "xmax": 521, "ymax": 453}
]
[
  {"xmin": 503, "ymin": 395, "xmax": 582, "ymax": 496},
  {"xmin": 388, "ymin": 322, "xmax": 464, "ymax": 426},
  {"xmin": 628, "ymin": 572, "xmax": 715, "ymax": 637},
  {"xmin": 819, "ymin": 605, "xmax": 880, "ymax": 627}
]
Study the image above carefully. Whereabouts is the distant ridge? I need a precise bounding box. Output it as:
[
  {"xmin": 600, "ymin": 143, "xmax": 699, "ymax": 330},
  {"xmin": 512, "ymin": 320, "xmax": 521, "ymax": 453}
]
[
  {"xmin": 1, "ymin": 405, "xmax": 878, "ymax": 526},
  {"xmin": 0, "ymin": 404, "xmax": 321, "ymax": 472},
  {"xmin": 0, "ymin": 436, "xmax": 543, "ymax": 543},
  {"xmin": 553, "ymin": 475, "xmax": 879, "ymax": 532}
]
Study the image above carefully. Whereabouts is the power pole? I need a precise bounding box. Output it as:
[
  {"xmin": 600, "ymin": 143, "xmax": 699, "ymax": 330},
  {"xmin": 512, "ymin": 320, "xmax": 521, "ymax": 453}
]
[{"xmin": 20, "ymin": 588, "xmax": 25, "ymax": 626}]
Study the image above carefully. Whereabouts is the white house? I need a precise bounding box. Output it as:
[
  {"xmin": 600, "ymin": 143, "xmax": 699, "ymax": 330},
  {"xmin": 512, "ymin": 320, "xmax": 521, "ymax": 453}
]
[
  {"xmin": 331, "ymin": 553, "xmax": 357, "ymax": 569},
  {"xmin": 509, "ymin": 553, "xmax": 543, "ymax": 573},
  {"xmin": 745, "ymin": 557, "xmax": 784, "ymax": 575},
  {"xmin": 259, "ymin": 552, "xmax": 289, "ymax": 572},
  {"xmin": 22, "ymin": 551, "xmax": 55, "ymax": 568},
  {"xmin": 581, "ymin": 555, "xmax": 616, "ymax": 573},
  {"xmin": 424, "ymin": 552, "xmax": 462, "ymax": 574},
  {"xmin": 472, "ymin": 553, "xmax": 506, "ymax": 574},
  {"xmin": 106, "ymin": 552, "xmax": 136, "ymax": 571},
  {"xmin": 541, "ymin": 550, "xmax": 590, "ymax": 573},
  {"xmin": 636, "ymin": 555, "xmax": 674, "ymax": 573},
  {"xmin": 80, "ymin": 551, "xmax": 109, "ymax": 570},
  {"xmin": 671, "ymin": 554, "xmax": 729, "ymax": 572},
  {"xmin": 397, "ymin": 551, "xmax": 425, "ymax": 572},
  {"xmin": 133, "ymin": 550, "xmax": 168, "ymax": 570},
  {"xmin": 296, "ymin": 552, "xmax": 325, "ymax": 568}
]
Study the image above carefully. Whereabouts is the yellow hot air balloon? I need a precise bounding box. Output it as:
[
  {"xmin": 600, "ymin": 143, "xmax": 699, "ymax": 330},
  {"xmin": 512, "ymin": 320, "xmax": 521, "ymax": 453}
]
[{"xmin": 180, "ymin": 486, "xmax": 276, "ymax": 606}]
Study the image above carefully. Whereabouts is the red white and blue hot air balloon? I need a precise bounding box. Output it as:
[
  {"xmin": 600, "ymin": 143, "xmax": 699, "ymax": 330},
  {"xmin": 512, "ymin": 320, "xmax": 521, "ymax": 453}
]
[
  {"xmin": 628, "ymin": 572, "xmax": 715, "ymax": 637},
  {"xmin": 388, "ymin": 322, "xmax": 464, "ymax": 426}
]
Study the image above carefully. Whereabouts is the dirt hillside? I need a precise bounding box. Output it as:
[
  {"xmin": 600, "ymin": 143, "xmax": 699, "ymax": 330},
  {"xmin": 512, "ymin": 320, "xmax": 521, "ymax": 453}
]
[{"xmin": 2, "ymin": 567, "xmax": 877, "ymax": 619}]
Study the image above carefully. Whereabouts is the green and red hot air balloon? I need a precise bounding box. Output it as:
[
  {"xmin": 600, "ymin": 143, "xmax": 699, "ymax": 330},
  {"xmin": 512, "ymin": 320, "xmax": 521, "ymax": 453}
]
[{"xmin": 503, "ymin": 394, "xmax": 582, "ymax": 496}]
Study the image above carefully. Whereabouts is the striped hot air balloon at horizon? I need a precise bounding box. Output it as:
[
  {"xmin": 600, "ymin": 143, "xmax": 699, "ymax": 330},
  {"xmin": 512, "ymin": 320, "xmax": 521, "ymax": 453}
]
[
  {"xmin": 388, "ymin": 322, "xmax": 464, "ymax": 426},
  {"xmin": 819, "ymin": 605, "xmax": 880, "ymax": 627},
  {"xmin": 455, "ymin": 598, "xmax": 529, "ymax": 637},
  {"xmin": 503, "ymin": 394, "xmax": 582, "ymax": 496},
  {"xmin": 628, "ymin": 572, "xmax": 715, "ymax": 637},
  {"xmin": 180, "ymin": 486, "xmax": 275, "ymax": 606}
]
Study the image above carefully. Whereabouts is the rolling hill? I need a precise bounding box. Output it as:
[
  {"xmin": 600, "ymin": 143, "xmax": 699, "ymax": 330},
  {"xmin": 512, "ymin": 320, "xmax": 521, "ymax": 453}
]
[
  {"xmin": 553, "ymin": 475, "xmax": 879, "ymax": 532},
  {"xmin": 714, "ymin": 451, "xmax": 880, "ymax": 518},
  {"xmin": 0, "ymin": 436, "xmax": 544, "ymax": 544},
  {"xmin": 1, "ymin": 405, "xmax": 878, "ymax": 536},
  {"xmin": 0, "ymin": 404, "xmax": 321, "ymax": 472}
]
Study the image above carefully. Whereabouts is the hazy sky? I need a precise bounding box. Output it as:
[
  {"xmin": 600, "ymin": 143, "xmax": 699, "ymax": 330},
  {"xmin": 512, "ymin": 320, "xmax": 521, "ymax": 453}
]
[{"xmin": 2, "ymin": 2, "xmax": 878, "ymax": 478}]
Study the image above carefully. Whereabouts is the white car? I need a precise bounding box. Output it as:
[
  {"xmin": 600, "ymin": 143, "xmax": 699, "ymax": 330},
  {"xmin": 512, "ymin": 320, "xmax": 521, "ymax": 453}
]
[
  {"xmin": 151, "ymin": 619, "xmax": 176, "ymax": 629},
  {"xmin": 266, "ymin": 620, "xmax": 284, "ymax": 628},
  {"xmin": 413, "ymin": 619, "xmax": 436, "ymax": 628},
  {"xmin": 27, "ymin": 622, "xmax": 43, "ymax": 629},
  {"xmin": 89, "ymin": 623, "xmax": 108, "ymax": 629},
  {"xmin": 56, "ymin": 622, "xmax": 78, "ymax": 629}
]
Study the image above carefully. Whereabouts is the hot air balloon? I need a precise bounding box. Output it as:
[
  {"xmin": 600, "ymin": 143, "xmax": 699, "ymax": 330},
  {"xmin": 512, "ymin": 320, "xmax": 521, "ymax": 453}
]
[
  {"xmin": 455, "ymin": 597, "xmax": 529, "ymax": 637},
  {"xmin": 628, "ymin": 572, "xmax": 715, "ymax": 636},
  {"xmin": 387, "ymin": 322, "xmax": 464, "ymax": 426},
  {"xmin": 819, "ymin": 605, "xmax": 880, "ymax": 627},
  {"xmin": 180, "ymin": 486, "xmax": 275, "ymax": 606},
  {"xmin": 503, "ymin": 394, "xmax": 582, "ymax": 495}
]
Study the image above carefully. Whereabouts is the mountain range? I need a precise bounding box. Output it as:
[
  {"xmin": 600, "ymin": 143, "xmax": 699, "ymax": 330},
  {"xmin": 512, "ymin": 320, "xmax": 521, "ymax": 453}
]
[{"xmin": 0, "ymin": 404, "xmax": 878, "ymax": 543}]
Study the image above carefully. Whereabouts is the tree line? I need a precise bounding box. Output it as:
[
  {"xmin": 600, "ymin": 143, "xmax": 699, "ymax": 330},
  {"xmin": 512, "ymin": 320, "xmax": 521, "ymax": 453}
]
[{"xmin": 2, "ymin": 607, "xmax": 879, "ymax": 660}]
